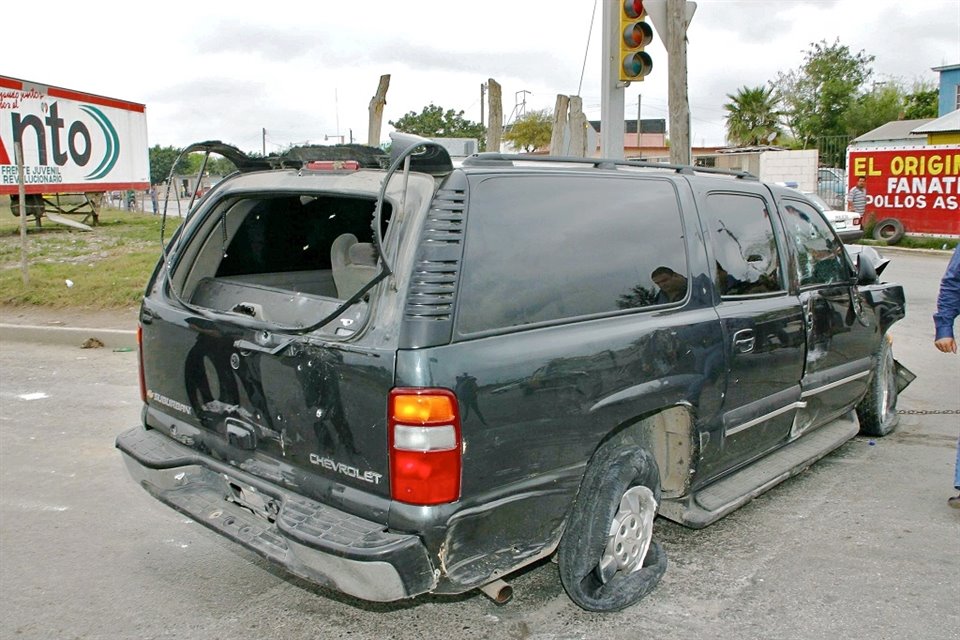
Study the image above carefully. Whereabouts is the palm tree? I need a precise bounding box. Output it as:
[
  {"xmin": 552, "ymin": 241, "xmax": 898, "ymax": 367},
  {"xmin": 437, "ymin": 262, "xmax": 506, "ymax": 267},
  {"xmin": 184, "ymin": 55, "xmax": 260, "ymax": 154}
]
[{"xmin": 723, "ymin": 85, "xmax": 783, "ymax": 146}]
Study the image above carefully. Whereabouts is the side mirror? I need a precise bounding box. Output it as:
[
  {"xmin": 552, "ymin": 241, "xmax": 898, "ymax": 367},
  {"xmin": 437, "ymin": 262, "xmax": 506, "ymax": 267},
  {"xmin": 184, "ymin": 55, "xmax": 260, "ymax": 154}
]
[{"xmin": 856, "ymin": 254, "xmax": 878, "ymax": 285}]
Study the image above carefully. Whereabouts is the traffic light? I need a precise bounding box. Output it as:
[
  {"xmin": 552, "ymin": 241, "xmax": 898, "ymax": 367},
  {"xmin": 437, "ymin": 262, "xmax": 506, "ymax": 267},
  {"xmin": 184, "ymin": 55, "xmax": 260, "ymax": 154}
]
[{"xmin": 619, "ymin": 0, "xmax": 653, "ymax": 83}]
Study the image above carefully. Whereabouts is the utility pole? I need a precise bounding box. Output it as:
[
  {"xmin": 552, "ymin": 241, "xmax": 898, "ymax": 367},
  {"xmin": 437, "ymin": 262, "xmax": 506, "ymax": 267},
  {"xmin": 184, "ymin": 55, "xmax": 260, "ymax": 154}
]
[
  {"xmin": 569, "ymin": 96, "xmax": 588, "ymax": 157},
  {"xmin": 642, "ymin": 0, "xmax": 696, "ymax": 164},
  {"xmin": 367, "ymin": 75, "xmax": 390, "ymax": 147},
  {"xmin": 666, "ymin": 0, "xmax": 692, "ymax": 164},
  {"xmin": 551, "ymin": 95, "xmax": 589, "ymax": 157},
  {"xmin": 550, "ymin": 95, "xmax": 570, "ymax": 155},
  {"xmin": 262, "ymin": 128, "xmax": 266, "ymax": 156},
  {"xmin": 637, "ymin": 93, "xmax": 642, "ymax": 156},
  {"xmin": 480, "ymin": 82, "xmax": 486, "ymax": 128},
  {"xmin": 600, "ymin": 0, "xmax": 625, "ymax": 159},
  {"xmin": 486, "ymin": 79, "xmax": 502, "ymax": 152}
]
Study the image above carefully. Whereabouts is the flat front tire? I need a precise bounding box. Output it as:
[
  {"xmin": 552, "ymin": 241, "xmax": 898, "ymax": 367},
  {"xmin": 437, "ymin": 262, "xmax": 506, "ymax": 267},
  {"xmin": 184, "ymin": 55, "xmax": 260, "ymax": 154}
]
[
  {"xmin": 558, "ymin": 444, "xmax": 667, "ymax": 612},
  {"xmin": 856, "ymin": 336, "xmax": 900, "ymax": 437}
]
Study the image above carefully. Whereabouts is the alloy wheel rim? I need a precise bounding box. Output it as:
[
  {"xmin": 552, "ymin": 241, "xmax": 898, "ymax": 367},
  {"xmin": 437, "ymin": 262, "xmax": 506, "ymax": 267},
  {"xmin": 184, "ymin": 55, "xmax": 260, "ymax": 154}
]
[{"xmin": 598, "ymin": 485, "xmax": 657, "ymax": 584}]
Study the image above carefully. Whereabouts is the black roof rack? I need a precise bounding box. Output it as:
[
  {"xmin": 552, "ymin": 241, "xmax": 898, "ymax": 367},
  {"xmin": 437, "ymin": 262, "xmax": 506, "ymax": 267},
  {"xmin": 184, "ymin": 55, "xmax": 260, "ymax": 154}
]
[
  {"xmin": 174, "ymin": 140, "xmax": 389, "ymax": 173},
  {"xmin": 461, "ymin": 152, "xmax": 758, "ymax": 180},
  {"xmin": 277, "ymin": 143, "xmax": 387, "ymax": 170}
]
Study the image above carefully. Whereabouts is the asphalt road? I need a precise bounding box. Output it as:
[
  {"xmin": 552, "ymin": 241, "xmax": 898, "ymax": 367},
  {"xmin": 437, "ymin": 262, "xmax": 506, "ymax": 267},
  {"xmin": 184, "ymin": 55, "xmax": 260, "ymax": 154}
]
[{"xmin": 1, "ymin": 249, "xmax": 958, "ymax": 640}]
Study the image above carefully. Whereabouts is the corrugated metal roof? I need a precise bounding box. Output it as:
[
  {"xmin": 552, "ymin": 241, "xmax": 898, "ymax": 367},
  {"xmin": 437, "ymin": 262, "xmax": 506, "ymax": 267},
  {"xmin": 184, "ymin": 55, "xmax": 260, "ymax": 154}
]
[
  {"xmin": 852, "ymin": 119, "xmax": 933, "ymax": 142},
  {"xmin": 716, "ymin": 145, "xmax": 786, "ymax": 154},
  {"xmin": 912, "ymin": 109, "xmax": 960, "ymax": 133}
]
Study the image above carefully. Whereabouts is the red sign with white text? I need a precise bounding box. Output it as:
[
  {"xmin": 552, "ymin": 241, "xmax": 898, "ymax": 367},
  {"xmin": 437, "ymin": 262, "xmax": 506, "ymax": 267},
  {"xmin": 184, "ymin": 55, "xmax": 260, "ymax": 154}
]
[{"xmin": 846, "ymin": 145, "xmax": 960, "ymax": 235}]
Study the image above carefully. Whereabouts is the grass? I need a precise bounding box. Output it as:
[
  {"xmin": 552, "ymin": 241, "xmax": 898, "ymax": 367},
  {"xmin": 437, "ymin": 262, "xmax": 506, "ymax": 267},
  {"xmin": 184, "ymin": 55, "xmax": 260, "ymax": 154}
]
[
  {"xmin": 857, "ymin": 236, "xmax": 958, "ymax": 251},
  {"xmin": 858, "ymin": 215, "xmax": 958, "ymax": 251},
  {"xmin": 0, "ymin": 195, "xmax": 181, "ymax": 309}
]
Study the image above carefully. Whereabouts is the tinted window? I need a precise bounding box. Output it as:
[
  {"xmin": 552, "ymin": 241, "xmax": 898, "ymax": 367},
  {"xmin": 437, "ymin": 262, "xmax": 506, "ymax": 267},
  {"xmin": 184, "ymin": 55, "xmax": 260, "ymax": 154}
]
[
  {"xmin": 456, "ymin": 176, "xmax": 686, "ymax": 334},
  {"xmin": 703, "ymin": 193, "xmax": 783, "ymax": 296},
  {"xmin": 780, "ymin": 199, "xmax": 850, "ymax": 287}
]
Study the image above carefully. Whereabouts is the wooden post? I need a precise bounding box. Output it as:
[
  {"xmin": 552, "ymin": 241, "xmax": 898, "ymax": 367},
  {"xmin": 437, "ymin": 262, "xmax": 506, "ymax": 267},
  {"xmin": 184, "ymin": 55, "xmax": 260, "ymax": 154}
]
[
  {"xmin": 667, "ymin": 0, "xmax": 691, "ymax": 165},
  {"xmin": 550, "ymin": 95, "xmax": 570, "ymax": 155},
  {"xmin": 367, "ymin": 74, "xmax": 390, "ymax": 147},
  {"xmin": 568, "ymin": 96, "xmax": 588, "ymax": 157},
  {"xmin": 486, "ymin": 79, "xmax": 502, "ymax": 152},
  {"xmin": 14, "ymin": 142, "xmax": 29, "ymax": 285},
  {"xmin": 86, "ymin": 192, "xmax": 102, "ymax": 224}
]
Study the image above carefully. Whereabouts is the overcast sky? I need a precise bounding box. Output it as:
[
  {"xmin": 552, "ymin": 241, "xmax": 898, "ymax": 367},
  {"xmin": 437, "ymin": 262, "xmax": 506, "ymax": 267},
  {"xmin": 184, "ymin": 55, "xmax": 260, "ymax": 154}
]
[{"xmin": 8, "ymin": 0, "xmax": 958, "ymax": 152}]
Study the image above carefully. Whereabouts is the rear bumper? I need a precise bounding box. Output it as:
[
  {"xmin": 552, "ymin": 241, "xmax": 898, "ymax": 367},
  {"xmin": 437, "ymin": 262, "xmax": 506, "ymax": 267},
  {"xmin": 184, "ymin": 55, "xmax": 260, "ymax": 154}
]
[
  {"xmin": 838, "ymin": 229, "xmax": 864, "ymax": 243},
  {"xmin": 116, "ymin": 426, "xmax": 437, "ymax": 601}
]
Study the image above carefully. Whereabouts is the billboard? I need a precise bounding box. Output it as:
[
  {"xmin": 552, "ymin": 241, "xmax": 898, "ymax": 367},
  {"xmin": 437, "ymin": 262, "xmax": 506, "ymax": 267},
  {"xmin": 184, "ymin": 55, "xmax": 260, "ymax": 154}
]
[
  {"xmin": 847, "ymin": 145, "xmax": 960, "ymax": 236},
  {"xmin": 0, "ymin": 75, "xmax": 149, "ymax": 195}
]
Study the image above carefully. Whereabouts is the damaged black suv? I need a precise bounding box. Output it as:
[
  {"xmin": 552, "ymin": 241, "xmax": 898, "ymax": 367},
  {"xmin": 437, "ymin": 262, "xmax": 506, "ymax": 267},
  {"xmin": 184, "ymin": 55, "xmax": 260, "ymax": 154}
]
[{"xmin": 117, "ymin": 134, "xmax": 912, "ymax": 612}]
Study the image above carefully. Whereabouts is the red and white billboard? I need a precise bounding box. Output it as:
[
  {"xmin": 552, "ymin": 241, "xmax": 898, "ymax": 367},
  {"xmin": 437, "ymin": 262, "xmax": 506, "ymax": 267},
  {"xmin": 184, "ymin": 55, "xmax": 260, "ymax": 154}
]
[
  {"xmin": 0, "ymin": 76, "xmax": 149, "ymax": 195},
  {"xmin": 847, "ymin": 145, "xmax": 960, "ymax": 236}
]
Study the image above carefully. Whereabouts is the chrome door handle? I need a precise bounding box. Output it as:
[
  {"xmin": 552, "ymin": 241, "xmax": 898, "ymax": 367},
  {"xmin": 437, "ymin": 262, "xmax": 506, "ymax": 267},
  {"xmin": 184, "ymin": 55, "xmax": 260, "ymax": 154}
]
[{"xmin": 733, "ymin": 329, "xmax": 755, "ymax": 353}]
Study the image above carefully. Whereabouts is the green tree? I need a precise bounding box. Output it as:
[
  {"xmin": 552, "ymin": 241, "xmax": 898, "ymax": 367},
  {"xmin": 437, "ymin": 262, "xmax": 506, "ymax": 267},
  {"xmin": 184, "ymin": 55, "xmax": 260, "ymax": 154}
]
[
  {"xmin": 149, "ymin": 146, "xmax": 239, "ymax": 187},
  {"xmin": 210, "ymin": 155, "xmax": 239, "ymax": 176},
  {"xmin": 841, "ymin": 82, "xmax": 906, "ymax": 137},
  {"xmin": 504, "ymin": 109, "xmax": 553, "ymax": 152},
  {"xmin": 389, "ymin": 104, "xmax": 485, "ymax": 146},
  {"xmin": 148, "ymin": 145, "xmax": 189, "ymax": 185},
  {"xmin": 776, "ymin": 39, "xmax": 875, "ymax": 148},
  {"xmin": 723, "ymin": 85, "xmax": 783, "ymax": 146},
  {"xmin": 903, "ymin": 83, "xmax": 939, "ymax": 119},
  {"xmin": 183, "ymin": 153, "xmax": 238, "ymax": 176}
]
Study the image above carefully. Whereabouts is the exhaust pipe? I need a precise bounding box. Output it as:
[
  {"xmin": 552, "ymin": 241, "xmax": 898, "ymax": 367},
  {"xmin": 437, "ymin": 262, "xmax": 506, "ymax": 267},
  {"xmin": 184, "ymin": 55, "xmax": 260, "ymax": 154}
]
[{"xmin": 479, "ymin": 578, "xmax": 513, "ymax": 605}]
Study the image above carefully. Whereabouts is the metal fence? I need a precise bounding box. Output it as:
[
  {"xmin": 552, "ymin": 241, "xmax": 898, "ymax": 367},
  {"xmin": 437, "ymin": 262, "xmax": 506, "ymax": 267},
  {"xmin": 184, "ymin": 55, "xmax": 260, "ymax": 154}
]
[
  {"xmin": 817, "ymin": 135, "xmax": 851, "ymax": 169},
  {"xmin": 815, "ymin": 135, "xmax": 852, "ymax": 209}
]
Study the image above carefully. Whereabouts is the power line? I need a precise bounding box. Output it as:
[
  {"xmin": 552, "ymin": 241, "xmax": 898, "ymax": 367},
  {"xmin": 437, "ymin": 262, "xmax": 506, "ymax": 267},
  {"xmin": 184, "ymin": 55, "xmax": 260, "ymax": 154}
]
[{"xmin": 578, "ymin": 0, "xmax": 599, "ymax": 96}]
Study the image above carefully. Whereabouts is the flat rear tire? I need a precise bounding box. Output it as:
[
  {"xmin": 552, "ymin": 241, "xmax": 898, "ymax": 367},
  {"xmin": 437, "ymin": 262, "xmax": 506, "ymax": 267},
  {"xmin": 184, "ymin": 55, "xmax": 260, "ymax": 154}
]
[{"xmin": 558, "ymin": 444, "xmax": 667, "ymax": 612}]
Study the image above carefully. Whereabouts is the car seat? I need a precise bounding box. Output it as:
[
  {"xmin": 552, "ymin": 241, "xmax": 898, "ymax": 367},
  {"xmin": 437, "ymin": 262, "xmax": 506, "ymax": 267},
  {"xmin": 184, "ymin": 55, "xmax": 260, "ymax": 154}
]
[{"xmin": 330, "ymin": 233, "xmax": 378, "ymax": 298}]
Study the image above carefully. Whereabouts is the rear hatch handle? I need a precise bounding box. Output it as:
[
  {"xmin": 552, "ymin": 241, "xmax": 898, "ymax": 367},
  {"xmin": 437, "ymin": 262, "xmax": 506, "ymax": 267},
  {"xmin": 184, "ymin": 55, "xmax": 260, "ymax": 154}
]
[{"xmin": 234, "ymin": 331, "xmax": 293, "ymax": 356}]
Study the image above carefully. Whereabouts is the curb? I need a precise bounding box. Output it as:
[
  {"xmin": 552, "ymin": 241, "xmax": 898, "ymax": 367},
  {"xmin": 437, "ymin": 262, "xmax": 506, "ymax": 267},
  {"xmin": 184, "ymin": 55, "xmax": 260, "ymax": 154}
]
[
  {"xmin": 871, "ymin": 245, "xmax": 955, "ymax": 257},
  {"xmin": 0, "ymin": 323, "xmax": 137, "ymax": 349}
]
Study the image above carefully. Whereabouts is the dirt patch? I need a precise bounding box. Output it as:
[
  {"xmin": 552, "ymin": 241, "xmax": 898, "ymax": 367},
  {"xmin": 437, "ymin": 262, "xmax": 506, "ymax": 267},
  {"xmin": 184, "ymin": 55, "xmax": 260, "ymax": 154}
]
[{"xmin": 0, "ymin": 304, "xmax": 139, "ymax": 331}]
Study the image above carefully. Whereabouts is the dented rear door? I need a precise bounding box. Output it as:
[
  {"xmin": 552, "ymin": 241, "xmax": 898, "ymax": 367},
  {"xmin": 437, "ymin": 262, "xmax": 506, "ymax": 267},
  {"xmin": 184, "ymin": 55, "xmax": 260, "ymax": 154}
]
[{"xmin": 140, "ymin": 299, "xmax": 396, "ymax": 503}]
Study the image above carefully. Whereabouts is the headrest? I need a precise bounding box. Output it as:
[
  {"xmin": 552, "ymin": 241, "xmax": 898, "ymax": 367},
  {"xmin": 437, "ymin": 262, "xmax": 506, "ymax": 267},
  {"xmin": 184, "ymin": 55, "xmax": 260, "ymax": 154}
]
[{"xmin": 348, "ymin": 242, "xmax": 376, "ymax": 266}]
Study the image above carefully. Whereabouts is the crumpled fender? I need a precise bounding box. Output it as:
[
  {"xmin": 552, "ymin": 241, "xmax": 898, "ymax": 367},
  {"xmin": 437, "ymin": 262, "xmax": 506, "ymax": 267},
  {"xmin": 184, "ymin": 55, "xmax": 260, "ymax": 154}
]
[{"xmin": 894, "ymin": 358, "xmax": 916, "ymax": 394}]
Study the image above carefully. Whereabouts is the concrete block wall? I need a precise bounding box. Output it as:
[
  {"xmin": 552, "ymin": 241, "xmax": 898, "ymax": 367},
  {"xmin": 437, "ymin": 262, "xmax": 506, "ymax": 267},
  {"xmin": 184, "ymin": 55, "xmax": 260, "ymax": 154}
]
[{"xmin": 758, "ymin": 149, "xmax": 818, "ymax": 192}]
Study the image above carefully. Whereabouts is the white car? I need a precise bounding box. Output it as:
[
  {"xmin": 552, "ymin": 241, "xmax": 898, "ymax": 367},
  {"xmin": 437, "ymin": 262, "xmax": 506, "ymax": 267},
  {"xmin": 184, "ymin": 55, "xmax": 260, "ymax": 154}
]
[{"xmin": 802, "ymin": 191, "xmax": 863, "ymax": 242}]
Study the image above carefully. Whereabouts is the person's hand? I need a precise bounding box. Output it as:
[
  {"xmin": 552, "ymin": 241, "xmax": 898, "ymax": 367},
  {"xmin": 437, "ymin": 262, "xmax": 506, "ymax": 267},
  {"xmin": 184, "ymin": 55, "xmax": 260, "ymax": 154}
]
[{"xmin": 934, "ymin": 337, "xmax": 957, "ymax": 353}]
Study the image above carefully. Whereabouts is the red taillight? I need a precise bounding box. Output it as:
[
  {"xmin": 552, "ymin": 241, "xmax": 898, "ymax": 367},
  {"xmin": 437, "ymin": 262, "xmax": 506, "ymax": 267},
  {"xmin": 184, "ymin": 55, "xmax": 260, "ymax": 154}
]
[
  {"xmin": 389, "ymin": 388, "xmax": 461, "ymax": 505},
  {"xmin": 852, "ymin": 217, "xmax": 861, "ymax": 226},
  {"xmin": 304, "ymin": 160, "xmax": 360, "ymax": 171},
  {"xmin": 137, "ymin": 324, "xmax": 146, "ymax": 403}
]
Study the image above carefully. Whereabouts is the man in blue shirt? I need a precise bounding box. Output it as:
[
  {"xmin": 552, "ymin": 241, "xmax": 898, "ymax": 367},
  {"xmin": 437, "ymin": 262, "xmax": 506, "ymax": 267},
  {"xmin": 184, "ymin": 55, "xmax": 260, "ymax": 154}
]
[{"xmin": 933, "ymin": 247, "xmax": 960, "ymax": 508}]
